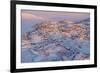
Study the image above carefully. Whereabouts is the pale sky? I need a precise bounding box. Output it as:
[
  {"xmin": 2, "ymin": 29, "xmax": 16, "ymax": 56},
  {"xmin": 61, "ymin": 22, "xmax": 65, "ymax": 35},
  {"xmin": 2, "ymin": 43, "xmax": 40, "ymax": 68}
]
[{"xmin": 21, "ymin": 10, "xmax": 90, "ymax": 22}]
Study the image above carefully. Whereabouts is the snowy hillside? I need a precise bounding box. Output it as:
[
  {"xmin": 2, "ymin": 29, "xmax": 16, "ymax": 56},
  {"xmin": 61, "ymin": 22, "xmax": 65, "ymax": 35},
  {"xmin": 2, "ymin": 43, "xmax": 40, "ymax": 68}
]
[{"xmin": 21, "ymin": 18, "xmax": 90, "ymax": 63}]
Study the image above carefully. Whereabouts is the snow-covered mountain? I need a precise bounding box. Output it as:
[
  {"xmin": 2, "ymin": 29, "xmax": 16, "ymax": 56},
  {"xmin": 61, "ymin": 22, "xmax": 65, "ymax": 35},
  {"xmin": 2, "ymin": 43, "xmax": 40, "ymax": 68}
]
[{"xmin": 21, "ymin": 18, "xmax": 90, "ymax": 63}]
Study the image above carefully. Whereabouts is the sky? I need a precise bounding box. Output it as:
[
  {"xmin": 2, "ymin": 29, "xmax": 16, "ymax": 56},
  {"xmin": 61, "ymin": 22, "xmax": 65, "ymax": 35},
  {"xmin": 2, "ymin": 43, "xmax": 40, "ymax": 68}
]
[{"xmin": 21, "ymin": 10, "xmax": 90, "ymax": 22}]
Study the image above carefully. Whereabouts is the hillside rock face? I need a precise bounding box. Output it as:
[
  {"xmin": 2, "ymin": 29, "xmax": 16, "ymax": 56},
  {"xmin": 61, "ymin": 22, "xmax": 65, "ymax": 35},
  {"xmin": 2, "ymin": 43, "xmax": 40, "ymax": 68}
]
[{"xmin": 21, "ymin": 19, "xmax": 90, "ymax": 63}]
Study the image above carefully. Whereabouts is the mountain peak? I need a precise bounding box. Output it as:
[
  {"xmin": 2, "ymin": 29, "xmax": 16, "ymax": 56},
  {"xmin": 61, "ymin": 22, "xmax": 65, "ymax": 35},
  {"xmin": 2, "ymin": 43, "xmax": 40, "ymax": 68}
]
[{"xmin": 59, "ymin": 20, "xmax": 74, "ymax": 24}]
